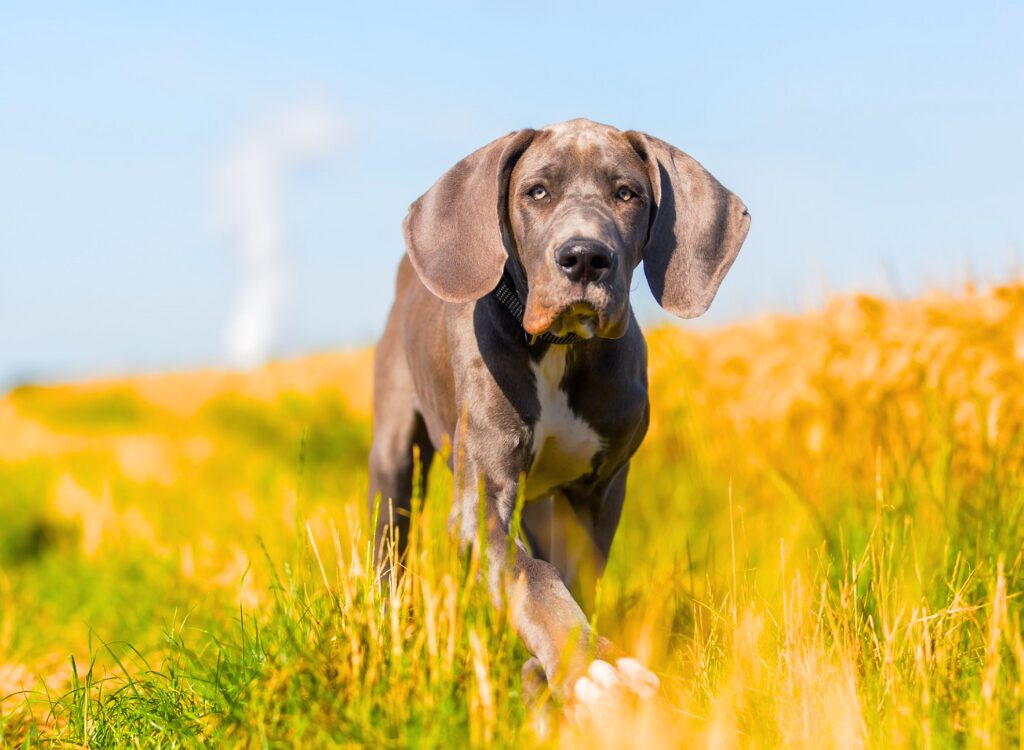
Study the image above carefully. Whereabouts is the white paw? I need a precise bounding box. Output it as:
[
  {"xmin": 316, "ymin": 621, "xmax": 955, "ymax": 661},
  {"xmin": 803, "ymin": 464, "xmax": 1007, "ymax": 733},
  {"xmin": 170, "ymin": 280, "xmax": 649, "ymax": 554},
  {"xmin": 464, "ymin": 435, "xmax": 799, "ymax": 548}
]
[{"xmin": 571, "ymin": 658, "xmax": 660, "ymax": 718}]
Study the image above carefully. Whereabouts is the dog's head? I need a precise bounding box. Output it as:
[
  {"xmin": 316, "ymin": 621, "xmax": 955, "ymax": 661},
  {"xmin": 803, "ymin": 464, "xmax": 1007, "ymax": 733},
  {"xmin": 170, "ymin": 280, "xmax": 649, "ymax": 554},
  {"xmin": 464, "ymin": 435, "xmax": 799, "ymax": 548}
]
[{"xmin": 404, "ymin": 118, "xmax": 750, "ymax": 339}]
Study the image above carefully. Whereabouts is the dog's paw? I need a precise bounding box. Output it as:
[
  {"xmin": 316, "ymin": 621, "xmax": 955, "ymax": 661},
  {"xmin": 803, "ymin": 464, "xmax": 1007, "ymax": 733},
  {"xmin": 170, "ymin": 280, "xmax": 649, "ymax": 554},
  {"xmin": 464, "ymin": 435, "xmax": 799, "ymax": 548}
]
[{"xmin": 571, "ymin": 658, "xmax": 660, "ymax": 718}]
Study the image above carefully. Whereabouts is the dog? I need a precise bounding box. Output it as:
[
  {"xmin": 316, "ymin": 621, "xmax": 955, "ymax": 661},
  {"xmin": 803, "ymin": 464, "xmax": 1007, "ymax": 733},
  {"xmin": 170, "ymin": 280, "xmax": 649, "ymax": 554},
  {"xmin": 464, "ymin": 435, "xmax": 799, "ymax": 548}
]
[{"xmin": 370, "ymin": 118, "xmax": 749, "ymax": 707}]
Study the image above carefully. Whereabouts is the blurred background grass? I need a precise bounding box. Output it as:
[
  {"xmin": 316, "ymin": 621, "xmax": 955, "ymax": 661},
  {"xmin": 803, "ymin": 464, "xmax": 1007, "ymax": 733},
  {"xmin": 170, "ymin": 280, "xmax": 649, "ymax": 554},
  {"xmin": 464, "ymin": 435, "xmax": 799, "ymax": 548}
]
[{"xmin": 1, "ymin": 283, "xmax": 1022, "ymax": 748}]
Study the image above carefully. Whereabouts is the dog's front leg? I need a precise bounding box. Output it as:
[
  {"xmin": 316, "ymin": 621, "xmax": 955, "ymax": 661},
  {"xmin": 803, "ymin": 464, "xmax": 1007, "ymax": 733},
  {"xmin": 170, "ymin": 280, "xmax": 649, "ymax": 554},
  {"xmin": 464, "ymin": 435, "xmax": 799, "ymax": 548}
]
[
  {"xmin": 451, "ymin": 428, "xmax": 601, "ymax": 688},
  {"xmin": 452, "ymin": 450, "xmax": 659, "ymax": 717}
]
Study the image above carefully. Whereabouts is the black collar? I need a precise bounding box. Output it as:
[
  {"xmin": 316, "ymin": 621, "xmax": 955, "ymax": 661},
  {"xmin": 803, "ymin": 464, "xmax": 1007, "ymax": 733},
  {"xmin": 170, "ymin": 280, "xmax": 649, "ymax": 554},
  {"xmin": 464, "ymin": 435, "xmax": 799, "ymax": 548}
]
[{"xmin": 492, "ymin": 271, "xmax": 583, "ymax": 346}]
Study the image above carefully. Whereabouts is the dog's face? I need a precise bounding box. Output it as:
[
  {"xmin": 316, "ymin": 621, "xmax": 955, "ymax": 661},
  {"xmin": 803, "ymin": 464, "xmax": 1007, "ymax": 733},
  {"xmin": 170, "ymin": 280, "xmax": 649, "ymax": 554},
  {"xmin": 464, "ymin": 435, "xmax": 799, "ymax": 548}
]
[
  {"xmin": 404, "ymin": 118, "xmax": 750, "ymax": 337},
  {"xmin": 507, "ymin": 121, "xmax": 651, "ymax": 339}
]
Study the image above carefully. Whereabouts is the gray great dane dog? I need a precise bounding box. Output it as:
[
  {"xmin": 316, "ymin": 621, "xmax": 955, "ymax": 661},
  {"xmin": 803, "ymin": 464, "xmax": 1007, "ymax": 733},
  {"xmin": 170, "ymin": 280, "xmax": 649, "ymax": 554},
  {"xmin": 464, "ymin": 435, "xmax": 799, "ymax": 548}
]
[{"xmin": 370, "ymin": 118, "xmax": 749, "ymax": 706}]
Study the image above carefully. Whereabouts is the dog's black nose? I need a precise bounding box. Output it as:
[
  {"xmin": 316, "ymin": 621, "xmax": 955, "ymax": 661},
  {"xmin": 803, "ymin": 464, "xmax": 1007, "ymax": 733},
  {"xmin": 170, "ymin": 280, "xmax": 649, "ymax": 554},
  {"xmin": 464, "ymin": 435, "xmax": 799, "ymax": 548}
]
[{"xmin": 554, "ymin": 240, "xmax": 613, "ymax": 284}]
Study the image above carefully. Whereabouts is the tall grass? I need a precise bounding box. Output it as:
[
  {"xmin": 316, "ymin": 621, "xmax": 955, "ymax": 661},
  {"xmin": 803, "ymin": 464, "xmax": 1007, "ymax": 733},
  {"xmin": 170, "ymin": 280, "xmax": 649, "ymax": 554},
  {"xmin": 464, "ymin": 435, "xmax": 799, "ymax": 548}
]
[{"xmin": 1, "ymin": 284, "xmax": 1022, "ymax": 747}]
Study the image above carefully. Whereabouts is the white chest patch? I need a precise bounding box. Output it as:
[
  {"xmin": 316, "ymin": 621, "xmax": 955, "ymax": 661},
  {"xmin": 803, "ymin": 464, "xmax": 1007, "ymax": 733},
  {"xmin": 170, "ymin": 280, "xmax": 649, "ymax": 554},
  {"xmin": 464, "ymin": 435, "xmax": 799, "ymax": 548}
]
[{"xmin": 523, "ymin": 347, "xmax": 603, "ymax": 500}]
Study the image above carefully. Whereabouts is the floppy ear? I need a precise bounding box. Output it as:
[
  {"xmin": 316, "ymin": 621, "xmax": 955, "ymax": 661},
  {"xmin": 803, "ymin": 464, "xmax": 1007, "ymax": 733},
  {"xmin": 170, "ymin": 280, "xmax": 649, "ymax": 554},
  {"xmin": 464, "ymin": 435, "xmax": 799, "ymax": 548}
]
[
  {"xmin": 403, "ymin": 129, "xmax": 537, "ymax": 303},
  {"xmin": 625, "ymin": 131, "xmax": 750, "ymax": 318}
]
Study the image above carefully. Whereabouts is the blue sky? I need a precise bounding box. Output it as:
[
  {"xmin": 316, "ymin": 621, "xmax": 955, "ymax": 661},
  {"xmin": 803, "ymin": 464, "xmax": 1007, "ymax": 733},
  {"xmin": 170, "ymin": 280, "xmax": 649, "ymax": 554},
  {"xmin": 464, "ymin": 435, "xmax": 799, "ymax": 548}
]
[{"xmin": 2, "ymin": 2, "xmax": 1022, "ymax": 384}]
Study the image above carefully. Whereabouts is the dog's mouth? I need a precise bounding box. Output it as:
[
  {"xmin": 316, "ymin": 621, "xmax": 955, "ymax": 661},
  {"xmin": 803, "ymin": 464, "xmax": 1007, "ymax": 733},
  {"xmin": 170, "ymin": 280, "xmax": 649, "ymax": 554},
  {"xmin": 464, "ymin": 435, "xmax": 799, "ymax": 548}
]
[
  {"xmin": 547, "ymin": 302, "xmax": 599, "ymax": 339},
  {"xmin": 523, "ymin": 292, "xmax": 627, "ymax": 341}
]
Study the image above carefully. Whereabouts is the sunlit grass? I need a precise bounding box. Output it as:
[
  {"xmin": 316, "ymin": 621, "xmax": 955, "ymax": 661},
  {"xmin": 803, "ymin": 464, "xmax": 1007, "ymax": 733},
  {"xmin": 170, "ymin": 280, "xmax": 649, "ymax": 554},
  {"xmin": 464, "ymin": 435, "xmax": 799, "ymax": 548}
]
[{"xmin": 1, "ymin": 283, "xmax": 1022, "ymax": 747}]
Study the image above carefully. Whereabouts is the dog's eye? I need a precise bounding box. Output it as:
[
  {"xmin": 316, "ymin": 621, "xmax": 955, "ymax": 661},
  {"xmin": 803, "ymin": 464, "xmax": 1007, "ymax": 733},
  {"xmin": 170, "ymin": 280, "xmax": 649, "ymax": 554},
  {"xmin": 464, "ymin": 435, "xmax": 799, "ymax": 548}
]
[
  {"xmin": 616, "ymin": 186, "xmax": 636, "ymax": 202},
  {"xmin": 528, "ymin": 185, "xmax": 548, "ymax": 200}
]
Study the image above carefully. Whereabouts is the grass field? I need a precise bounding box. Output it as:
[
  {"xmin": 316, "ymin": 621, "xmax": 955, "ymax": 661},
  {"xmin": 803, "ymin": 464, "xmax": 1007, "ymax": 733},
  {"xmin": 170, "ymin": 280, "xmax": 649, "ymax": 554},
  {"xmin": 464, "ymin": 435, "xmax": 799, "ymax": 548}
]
[{"xmin": 1, "ymin": 283, "xmax": 1023, "ymax": 748}]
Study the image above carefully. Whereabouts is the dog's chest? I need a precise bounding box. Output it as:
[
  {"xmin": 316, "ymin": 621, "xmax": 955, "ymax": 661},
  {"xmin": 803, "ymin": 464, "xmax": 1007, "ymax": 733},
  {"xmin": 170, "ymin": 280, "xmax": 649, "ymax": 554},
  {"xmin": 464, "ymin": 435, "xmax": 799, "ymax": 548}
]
[{"xmin": 523, "ymin": 347, "xmax": 603, "ymax": 500}]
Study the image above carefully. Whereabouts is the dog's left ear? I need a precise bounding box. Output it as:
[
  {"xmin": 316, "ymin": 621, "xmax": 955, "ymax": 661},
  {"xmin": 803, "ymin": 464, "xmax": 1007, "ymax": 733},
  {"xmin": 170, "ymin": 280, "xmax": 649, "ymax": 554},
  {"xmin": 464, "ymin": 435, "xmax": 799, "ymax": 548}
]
[{"xmin": 625, "ymin": 131, "xmax": 750, "ymax": 318}]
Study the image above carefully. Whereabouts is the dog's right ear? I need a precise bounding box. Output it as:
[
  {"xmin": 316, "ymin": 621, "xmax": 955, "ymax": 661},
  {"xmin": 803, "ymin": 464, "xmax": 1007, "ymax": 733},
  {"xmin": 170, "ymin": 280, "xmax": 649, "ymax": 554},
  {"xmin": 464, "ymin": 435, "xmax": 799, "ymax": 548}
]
[{"xmin": 403, "ymin": 129, "xmax": 537, "ymax": 303}]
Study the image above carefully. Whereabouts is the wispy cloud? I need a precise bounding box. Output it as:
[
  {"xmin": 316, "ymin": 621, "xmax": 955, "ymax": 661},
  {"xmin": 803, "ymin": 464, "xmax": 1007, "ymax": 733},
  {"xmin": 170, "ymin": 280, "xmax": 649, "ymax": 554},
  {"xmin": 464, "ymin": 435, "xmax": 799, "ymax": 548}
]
[{"xmin": 212, "ymin": 102, "xmax": 346, "ymax": 368}]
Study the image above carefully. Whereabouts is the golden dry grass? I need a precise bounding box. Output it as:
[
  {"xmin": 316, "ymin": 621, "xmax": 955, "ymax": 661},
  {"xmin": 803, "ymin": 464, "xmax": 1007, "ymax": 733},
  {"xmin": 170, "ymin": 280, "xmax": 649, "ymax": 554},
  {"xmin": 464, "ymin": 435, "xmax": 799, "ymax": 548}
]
[{"xmin": 1, "ymin": 282, "xmax": 1022, "ymax": 747}]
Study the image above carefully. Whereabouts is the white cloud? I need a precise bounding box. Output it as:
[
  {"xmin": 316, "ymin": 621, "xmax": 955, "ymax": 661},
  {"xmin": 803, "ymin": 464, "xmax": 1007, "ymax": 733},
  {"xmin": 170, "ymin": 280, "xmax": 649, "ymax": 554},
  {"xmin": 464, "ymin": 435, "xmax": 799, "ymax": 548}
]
[{"xmin": 212, "ymin": 101, "xmax": 346, "ymax": 368}]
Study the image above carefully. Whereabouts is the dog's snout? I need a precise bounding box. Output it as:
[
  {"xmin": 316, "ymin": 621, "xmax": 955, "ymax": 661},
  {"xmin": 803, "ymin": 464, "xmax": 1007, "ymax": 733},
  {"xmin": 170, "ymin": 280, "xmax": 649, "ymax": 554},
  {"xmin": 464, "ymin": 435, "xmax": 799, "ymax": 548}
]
[{"xmin": 554, "ymin": 240, "xmax": 613, "ymax": 284}]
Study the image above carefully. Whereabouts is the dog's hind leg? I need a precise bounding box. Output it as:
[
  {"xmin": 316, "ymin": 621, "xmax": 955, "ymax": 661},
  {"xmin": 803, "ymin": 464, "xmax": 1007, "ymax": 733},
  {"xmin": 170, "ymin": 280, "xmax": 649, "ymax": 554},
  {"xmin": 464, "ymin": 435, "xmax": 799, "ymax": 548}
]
[
  {"xmin": 369, "ymin": 410, "xmax": 432, "ymax": 568},
  {"xmin": 368, "ymin": 322, "xmax": 434, "ymax": 571}
]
